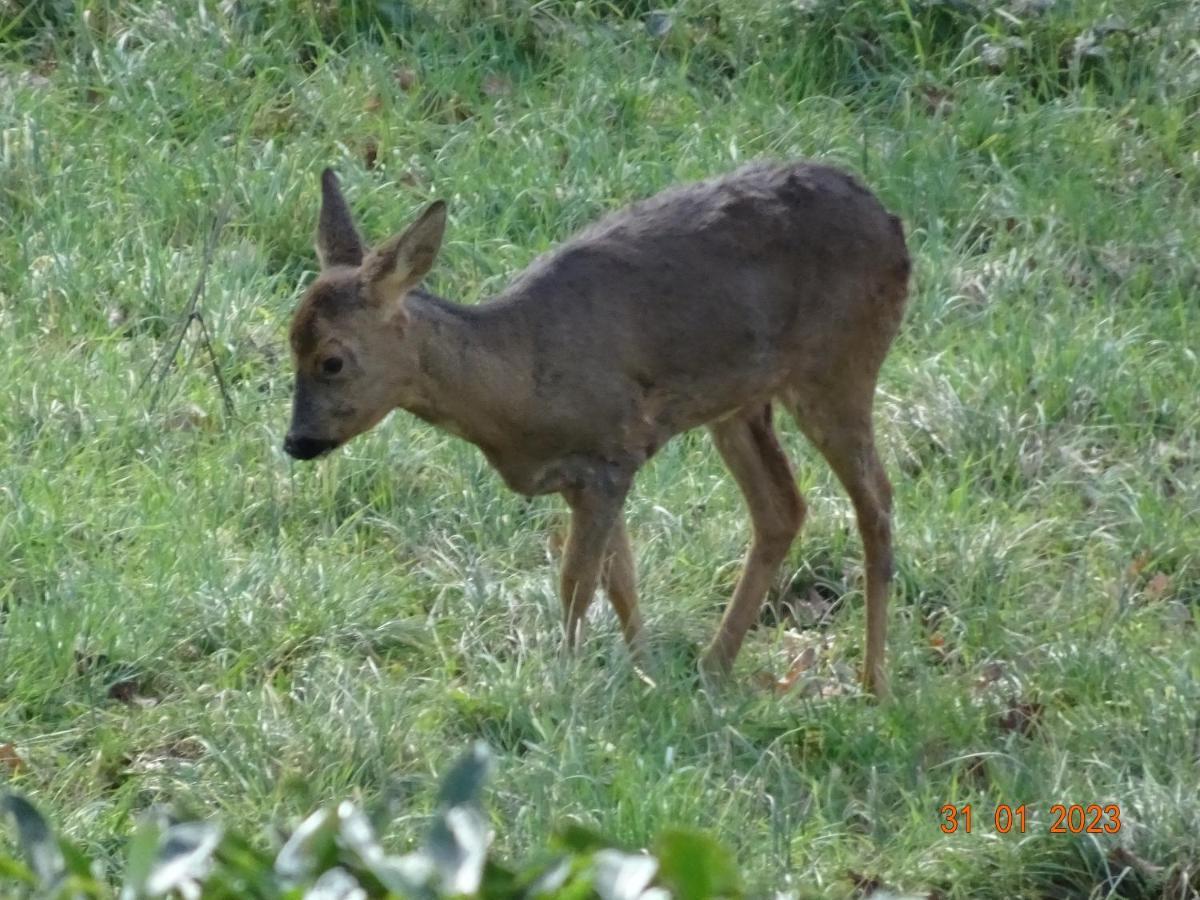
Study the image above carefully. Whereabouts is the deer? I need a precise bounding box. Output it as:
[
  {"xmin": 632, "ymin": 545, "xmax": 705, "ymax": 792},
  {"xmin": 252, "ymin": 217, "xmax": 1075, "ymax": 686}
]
[{"xmin": 283, "ymin": 161, "xmax": 910, "ymax": 697}]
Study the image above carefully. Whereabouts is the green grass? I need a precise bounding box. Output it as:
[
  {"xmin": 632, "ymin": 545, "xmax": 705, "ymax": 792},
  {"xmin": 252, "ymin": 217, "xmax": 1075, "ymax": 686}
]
[{"xmin": 2, "ymin": 0, "xmax": 1198, "ymax": 896}]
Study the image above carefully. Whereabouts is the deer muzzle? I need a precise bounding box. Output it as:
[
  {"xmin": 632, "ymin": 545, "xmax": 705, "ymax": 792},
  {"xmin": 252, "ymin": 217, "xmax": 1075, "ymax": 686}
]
[{"xmin": 283, "ymin": 433, "xmax": 338, "ymax": 460}]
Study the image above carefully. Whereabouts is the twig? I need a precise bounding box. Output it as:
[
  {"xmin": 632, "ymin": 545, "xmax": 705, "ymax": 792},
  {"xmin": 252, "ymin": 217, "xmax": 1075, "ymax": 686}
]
[
  {"xmin": 138, "ymin": 203, "xmax": 232, "ymax": 411},
  {"xmin": 191, "ymin": 310, "xmax": 236, "ymax": 420}
]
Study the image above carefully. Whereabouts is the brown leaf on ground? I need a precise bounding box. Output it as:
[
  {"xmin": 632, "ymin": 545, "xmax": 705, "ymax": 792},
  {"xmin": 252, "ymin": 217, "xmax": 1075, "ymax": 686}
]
[
  {"xmin": 482, "ymin": 73, "xmax": 513, "ymax": 98},
  {"xmin": 800, "ymin": 663, "xmax": 858, "ymax": 700},
  {"xmin": 996, "ymin": 699, "xmax": 1043, "ymax": 737},
  {"xmin": 394, "ymin": 66, "xmax": 417, "ymax": 91},
  {"xmin": 108, "ymin": 679, "xmax": 158, "ymax": 707},
  {"xmin": 960, "ymin": 754, "xmax": 990, "ymax": 787},
  {"xmin": 1161, "ymin": 863, "xmax": 1198, "ymax": 900},
  {"xmin": 1143, "ymin": 571, "xmax": 1171, "ymax": 601},
  {"xmin": 0, "ymin": 743, "xmax": 26, "ymax": 774},
  {"xmin": 129, "ymin": 737, "xmax": 205, "ymax": 773},
  {"xmin": 75, "ymin": 649, "xmax": 112, "ymax": 675},
  {"xmin": 1127, "ymin": 550, "xmax": 1151, "ymax": 578},
  {"xmin": 751, "ymin": 670, "xmax": 777, "ymax": 692},
  {"xmin": 780, "ymin": 587, "xmax": 841, "ymax": 629},
  {"xmin": 775, "ymin": 645, "xmax": 817, "ymax": 693},
  {"xmin": 847, "ymin": 870, "xmax": 937, "ymax": 899},
  {"xmin": 364, "ymin": 94, "xmax": 383, "ymax": 113},
  {"xmin": 847, "ymin": 870, "xmax": 885, "ymax": 895},
  {"xmin": 928, "ymin": 632, "xmax": 956, "ymax": 667},
  {"xmin": 164, "ymin": 402, "xmax": 211, "ymax": 432},
  {"xmin": 363, "ymin": 137, "xmax": 379, "ymax": 170},
  {"xmin": 1108, "ymin": 846, "xmax": 1165, "ymax": 880},
  {"xmin": 450, "ymin": 96, "xmax": 474, "ymax": 122},
  {"xmin": 918, "ymin": 85, "xmax": 954, "ymax": 116},
  {"xmin": 759, "ymin": 631, "xmax": 856, "ymax": 698},
  {"xmin": 973, "ymin": 660, "xmax": 1008, "ymax": 693},
  {"xmin": 1162, "ymin": 601, "xmax": 1193, "ymax": 628},
  {"xmin": 108, "ymin": 679, "xmax": 139, "ymax": 703}
]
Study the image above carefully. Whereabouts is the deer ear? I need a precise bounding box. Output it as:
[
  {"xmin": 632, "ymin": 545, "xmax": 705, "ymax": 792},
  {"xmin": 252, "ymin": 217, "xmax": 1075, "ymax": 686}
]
[
  {"xmin": 362, "ymin": 200, "xmax": 447, "ymax": 309},
  {"xmin": 315, "ymin": 169, "xmax": 364, "ymax": 268}
]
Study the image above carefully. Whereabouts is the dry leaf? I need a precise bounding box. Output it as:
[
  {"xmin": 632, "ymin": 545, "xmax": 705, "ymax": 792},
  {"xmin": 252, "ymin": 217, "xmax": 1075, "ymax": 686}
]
[
  {"xmin": 364, "ymin": 94, "xmax": 383, "ymax": 113},
  {"xmin": 918, "ymin": 85, "xmax": 954, "ymax": 116},
  {"xmin": 847, "ymin": 870, "xmax": 885, "ymax": 895},
  {"xmin": 394, "ymin": 66, "xmax": 417, "ymax": 91},
  {"xmin": 0, "ymin": 743, "xmax": 25, "ymax": 774},
  {"xmin": 164, "ymin": 402, "xmax": 210, "ymax": 432},
  {"xmin": 108, "ymin": 679, "xmax": 140, "ymax": 703},
  {"xmin": 1108, "ymin": 846, "xmax": 1165, "ymax": 880},
  {"xmin": 751, "ymin": 670, "xmax": 777, "ymax": 692},
  {"xmin": 847, "ymin": 870, "xmax": 936, "ymax": 899},
  {"xmin": 961, "ymin": 754, "xmax": 989, "ymax": 786},
  {"xmin": 75, "ymin": 649, "xmax": 112, "ymax": 675},
  {"xmin": 129, "ymin": 737, "xmax": 205, "ymax": 773},
  {"xmin": 450, "ymin": 95, "xmax": 474, "ymax": 122},
  {"xmin": 996, "ymin": 700, "xmax": 1043, "ymax": 737},
  {"xmin": 1162, "ymin": 601, "xmax": 1192, "ymax": 628},
  {"xmin": 785, "ymin": 587, "xmax": 840, "ymax": 629},
  {"xmin": 108, "ymin": 680, "xmax": 158, "ymax": 707},
  {"xmin": 980, "ymin": 42, "xmax": 1008, "ymax": 70},
  {"xmin": 1127, "ymin": 550, "xmax": 1151, "ymax": 578},
  {"xmin": 799, "ymin": 661, "xmax": 858, "ymax": 700},
  {"xmin": 363, "ymin": 137, "xmax": 379, "ymax": 171},
  {"xmin": 775, "ymin": 645, "xmax": 817, "ymax": 693},
  {"xmin": 928, "ymin": 633, "xmax": 955, "ymax": 667},
  {"xmin": 482, "ymin": 73, "xmax": 512, "ymax": 98},
  {"xmin": 973, "ymin": 660, "xmax": 1008, "ymax": 693},
  {"xmin": 1161, "ymin": 864, "xmax": 1198, "ymax": 900},
  {"xmin": 1143, "ymin": 572, "xmax": 1171, "ymax": 601}
]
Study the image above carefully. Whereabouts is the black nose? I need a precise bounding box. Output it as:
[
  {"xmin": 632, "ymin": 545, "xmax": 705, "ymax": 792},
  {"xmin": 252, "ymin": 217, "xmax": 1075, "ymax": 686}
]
[{"xmin": 283, "ymin": 434, "xmax": 338, "ymax": 460}]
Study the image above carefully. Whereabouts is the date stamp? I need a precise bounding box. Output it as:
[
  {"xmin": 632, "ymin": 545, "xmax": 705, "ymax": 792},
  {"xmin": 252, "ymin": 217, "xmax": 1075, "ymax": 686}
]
[{"xmin": 939, "ymin": 804, "xmax": 1122, "ymax": 835}]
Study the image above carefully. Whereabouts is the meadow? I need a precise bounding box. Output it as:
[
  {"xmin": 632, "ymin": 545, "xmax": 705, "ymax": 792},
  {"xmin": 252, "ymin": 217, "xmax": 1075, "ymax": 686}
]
[{"xmin": 1, "ymin": 0, "xmax": 1198, "ymax": 896}]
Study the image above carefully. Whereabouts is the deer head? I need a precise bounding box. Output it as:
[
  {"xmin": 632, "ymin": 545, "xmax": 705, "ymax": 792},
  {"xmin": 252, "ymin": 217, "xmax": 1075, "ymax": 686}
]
[{"xmin": 283, "ymin": 170, "xmax": 446, "ymax": 460}]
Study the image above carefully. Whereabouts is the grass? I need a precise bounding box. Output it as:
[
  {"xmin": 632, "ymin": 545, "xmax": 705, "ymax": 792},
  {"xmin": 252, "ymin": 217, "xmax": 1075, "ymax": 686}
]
[{"xmin": 1, "ymin": 0, "xmax": 1198, "ymax": 896}]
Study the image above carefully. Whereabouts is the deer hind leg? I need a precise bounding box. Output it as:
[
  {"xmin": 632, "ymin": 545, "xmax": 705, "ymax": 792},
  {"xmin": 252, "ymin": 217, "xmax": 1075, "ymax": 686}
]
[
  {"xmin": 783, "ymin": 384, "xmax": 894, "ymax": 698},
  {"xmin": 600, "ymin": 515, "xmax": 648, "ymax": 662},
  {"xmin": 701, "ymin": 404, "xmax": 805, "ymax": 678}
]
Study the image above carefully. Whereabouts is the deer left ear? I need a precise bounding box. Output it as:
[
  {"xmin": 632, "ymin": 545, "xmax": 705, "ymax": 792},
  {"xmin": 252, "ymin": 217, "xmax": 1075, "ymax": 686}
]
[
  {"xmin": 316, "ymin": 169, "xmax": 365, "ymax": 268},
  {"xmin": 362, "ymin": 200, "xmax": 447, "ymax": 310}
]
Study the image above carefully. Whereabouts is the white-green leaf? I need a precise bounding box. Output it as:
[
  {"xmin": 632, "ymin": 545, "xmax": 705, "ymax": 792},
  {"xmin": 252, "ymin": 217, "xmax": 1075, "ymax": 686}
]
[
  {"xmin": 1, "ymin": 794, "xmax": 65, "ymax": 890},
  {"xmin": 594, "ymin": 849, "xmax": 659, "ymax": 900},
  {"xmin": 144, "ymin": 821, "xmax": 222, "ymax": 896},
  {"xmin": 304, "ymin": 867, "xmax": 367, "ymax": 900},
  {"xmin": 425, "ymin": 806, "xmax": 489, "ymax": 895}
]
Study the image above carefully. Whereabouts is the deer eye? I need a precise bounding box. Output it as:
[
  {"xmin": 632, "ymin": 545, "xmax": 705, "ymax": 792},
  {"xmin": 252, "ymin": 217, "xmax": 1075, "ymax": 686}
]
[{"xmin": 322, "ymin": 357, "xmax": 344, "ymax": 375}]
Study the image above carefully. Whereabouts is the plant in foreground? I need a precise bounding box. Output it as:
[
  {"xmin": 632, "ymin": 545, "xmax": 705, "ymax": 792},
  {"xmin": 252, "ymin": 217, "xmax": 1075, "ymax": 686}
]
[{"xmin": 1, "ymin": 742, "xmax": 741, "ymax": 899}]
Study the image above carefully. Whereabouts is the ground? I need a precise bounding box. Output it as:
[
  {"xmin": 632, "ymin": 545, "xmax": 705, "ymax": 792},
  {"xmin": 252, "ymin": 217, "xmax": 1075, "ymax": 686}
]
[{"xmin": 1, "ymin": 0, "xmax": 1198, "ymax": 896}]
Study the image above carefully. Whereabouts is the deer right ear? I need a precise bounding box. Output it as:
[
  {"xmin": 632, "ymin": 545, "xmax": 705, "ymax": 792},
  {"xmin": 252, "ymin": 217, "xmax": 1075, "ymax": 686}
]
[
  {"xmin": 361, "ymin": 200, "xmax": 447, "ymax": 312},
  {"xmin": 315, "ymin": 169, "xmax": 364, "ymax": 269}
]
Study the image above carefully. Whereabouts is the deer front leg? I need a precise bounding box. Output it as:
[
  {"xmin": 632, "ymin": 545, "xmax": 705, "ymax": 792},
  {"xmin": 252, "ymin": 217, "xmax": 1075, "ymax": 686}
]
[
  {"xmin": 601, "ymin": 516, "xmax": 648, "ymax": 663},
  {"xmin": 560, "ymin": 472, "xmax": 630, "ymax": 649}
]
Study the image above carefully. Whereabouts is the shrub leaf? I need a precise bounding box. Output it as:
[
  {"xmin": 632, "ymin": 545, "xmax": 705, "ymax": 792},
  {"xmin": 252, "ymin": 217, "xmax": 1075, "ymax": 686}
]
[
  {"xmin": 1, "ymin": 794, "xmax": 66, "ymax": 890},
  {"xmin": 654, "ymin": 828, "xmax": 741, "ymax": 899}
]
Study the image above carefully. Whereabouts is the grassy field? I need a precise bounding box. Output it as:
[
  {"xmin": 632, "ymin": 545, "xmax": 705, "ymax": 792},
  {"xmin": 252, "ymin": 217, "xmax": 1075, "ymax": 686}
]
[{"xmin": 2, "ymin": 0, "xmax": 1199, "ymax": 895}]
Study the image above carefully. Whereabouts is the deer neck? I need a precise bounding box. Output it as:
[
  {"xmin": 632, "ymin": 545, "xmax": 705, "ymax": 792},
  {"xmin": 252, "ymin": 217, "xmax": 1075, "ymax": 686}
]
[{"xmin": 399, "ymin": 291, "xmax": 525, "ymax": 453}]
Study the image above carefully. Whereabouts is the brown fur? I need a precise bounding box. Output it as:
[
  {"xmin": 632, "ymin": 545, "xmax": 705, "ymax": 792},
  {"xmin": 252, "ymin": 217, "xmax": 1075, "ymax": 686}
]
[{"xmin": 284, "ymin": 161, "xmax": 910, "ymax": 696}]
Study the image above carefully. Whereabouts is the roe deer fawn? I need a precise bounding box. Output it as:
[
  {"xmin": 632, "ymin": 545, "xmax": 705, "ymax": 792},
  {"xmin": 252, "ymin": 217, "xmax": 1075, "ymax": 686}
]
[{"xmin": 283, "ymin": 162, "xmax": 910, "ymax": 696}]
